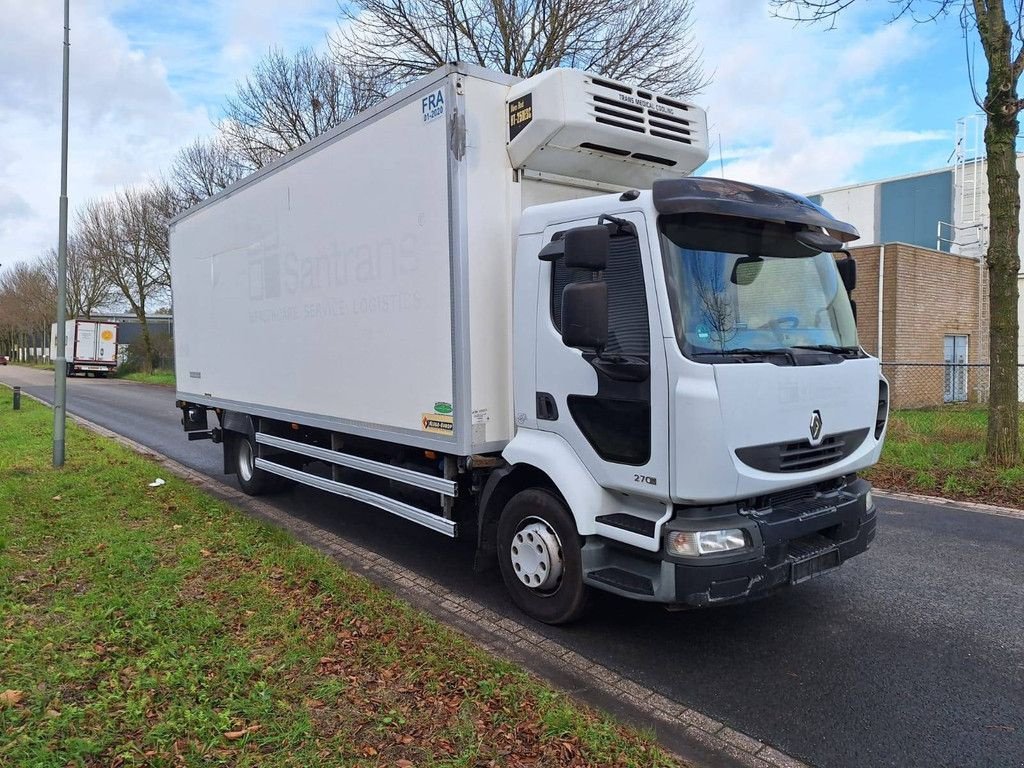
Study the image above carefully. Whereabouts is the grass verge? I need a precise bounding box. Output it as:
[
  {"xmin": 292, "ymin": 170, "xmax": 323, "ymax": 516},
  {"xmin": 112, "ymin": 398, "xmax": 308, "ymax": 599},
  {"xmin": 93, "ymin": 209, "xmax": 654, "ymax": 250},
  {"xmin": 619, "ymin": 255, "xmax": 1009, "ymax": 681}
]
[
  {"xmin": 117, "ymin": 369, "xmax": 176, "ymax": 387},
  {"xmin": 0, "ymin": 391, "xmax": 678, "ymax": 767},
  {"xmin": 865, "ymin": 407, "xmax": 1024, "ymax": 508}
]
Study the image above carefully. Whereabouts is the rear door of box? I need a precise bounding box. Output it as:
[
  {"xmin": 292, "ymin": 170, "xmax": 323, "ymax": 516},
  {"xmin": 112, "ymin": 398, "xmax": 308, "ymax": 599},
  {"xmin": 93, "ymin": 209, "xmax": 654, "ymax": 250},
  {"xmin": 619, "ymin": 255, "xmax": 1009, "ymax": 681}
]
[{"xmin": 75, "ymin": 322, "xmax": 97, "ymax": 361}]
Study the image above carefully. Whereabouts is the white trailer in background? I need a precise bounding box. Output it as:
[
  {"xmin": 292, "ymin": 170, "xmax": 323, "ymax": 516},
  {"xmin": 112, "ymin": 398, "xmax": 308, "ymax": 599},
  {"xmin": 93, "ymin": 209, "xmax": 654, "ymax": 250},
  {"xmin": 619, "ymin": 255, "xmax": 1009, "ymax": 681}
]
[
  {"xmin": 50, "ymin": 319, "xmax": 118, "ymax": 377},
  {"xmin": 171, "ymin": 63, "xmax": 887, "ymax": 623}
]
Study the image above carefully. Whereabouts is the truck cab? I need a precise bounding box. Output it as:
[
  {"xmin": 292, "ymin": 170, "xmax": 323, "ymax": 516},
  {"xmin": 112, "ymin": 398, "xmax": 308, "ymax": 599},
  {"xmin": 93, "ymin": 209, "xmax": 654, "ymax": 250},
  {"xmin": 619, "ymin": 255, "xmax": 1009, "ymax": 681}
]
[{"xmin": 492, "ymin": 179, "xmax": 886, "ymax": 621}]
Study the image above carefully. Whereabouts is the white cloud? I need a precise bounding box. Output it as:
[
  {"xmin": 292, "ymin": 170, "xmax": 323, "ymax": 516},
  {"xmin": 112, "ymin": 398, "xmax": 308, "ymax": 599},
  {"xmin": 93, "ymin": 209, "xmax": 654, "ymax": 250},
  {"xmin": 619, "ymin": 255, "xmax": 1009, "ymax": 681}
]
[
  {"xmin": 693, "ymin": 0, "xmax": 949, "ymax": 192},
  {"xmin": 0, "ymin": 0, "xmax": 338, "ymax": 271},
  {"xmin": 0, "ymin": 0, "xmax": 210, "ymax": 269}
]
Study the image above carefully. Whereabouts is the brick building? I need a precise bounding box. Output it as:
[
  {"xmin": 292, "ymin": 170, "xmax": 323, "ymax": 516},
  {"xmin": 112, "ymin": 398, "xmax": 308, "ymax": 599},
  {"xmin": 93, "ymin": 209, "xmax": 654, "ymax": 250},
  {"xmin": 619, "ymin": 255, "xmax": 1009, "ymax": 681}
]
[{"xmin": 847, "ymin": 243, "xmax": 989, "ymax": 407}]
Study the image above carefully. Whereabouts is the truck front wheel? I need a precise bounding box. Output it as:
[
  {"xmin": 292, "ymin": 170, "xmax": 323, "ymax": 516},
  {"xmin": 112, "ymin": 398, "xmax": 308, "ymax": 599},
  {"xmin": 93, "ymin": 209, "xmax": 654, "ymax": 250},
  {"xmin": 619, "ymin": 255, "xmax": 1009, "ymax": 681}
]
[
  {"xmin": 232, "ymin": 433, "xmax": 289, "ymax": 496},
  {"xmin": 497, "ymin": 489, "xmax": 589, "ymax": 624}
]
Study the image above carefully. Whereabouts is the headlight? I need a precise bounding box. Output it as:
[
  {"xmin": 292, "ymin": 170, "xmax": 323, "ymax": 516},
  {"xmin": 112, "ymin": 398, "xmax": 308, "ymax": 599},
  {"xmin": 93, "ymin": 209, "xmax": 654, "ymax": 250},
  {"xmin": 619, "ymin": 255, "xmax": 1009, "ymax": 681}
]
[{"xmin": 666, "ymin": 529, "xmax": 748, "ymax": 557}]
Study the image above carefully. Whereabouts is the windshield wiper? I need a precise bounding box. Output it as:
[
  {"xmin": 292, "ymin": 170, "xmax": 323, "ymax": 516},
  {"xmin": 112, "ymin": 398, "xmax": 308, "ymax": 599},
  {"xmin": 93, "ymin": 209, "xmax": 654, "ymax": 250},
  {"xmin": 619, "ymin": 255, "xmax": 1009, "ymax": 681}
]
[
  {"xmin": 789, "ymin": 344, "xmax": 860, "ymax": 356},
  {"xmin": 699, "ymin": 347, "xmax": 796, "ymax": 363}
]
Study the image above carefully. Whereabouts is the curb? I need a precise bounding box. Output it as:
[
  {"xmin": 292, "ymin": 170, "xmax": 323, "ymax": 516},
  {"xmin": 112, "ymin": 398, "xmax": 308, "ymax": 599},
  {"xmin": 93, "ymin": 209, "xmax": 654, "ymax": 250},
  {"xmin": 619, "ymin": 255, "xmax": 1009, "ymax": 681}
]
[
  {"xmin": 6, "ymin": 386, "xmax": 809, "ymax": 768},
  {"xmin": 874, "ymin": 489, "xmax": 1024, "ymax": 521}
]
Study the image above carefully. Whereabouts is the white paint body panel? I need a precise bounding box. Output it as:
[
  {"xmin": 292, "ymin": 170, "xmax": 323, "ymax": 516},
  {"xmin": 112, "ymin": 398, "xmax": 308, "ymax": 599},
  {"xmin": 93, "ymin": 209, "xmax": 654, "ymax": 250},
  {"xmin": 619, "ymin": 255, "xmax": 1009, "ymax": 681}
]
[{"xmin": 173, "ymin": 78, "xmax": 459, "ymax": 448}]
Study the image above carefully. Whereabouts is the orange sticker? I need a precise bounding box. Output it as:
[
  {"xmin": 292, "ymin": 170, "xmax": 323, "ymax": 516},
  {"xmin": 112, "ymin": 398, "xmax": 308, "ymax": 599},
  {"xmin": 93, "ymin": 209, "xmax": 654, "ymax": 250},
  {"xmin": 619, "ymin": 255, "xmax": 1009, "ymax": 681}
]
[
  {"xmin": 100, "ymin": 330, "xmax": 114, "ymax": 341},
  {"xmin": 421, "ymin": 412, "xmax": 453, "ymax": 435}
]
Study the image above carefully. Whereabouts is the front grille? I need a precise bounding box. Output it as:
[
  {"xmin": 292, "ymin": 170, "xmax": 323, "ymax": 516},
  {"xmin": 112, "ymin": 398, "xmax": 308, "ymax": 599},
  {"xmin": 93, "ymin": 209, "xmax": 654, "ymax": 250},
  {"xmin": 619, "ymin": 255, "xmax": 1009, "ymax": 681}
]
[
  {"xmin": 736, "ymin": 428, "xmax": 869, "ymax": 473},
  {"xmin": 779, "ymin": 435, "xmax": 847, "ymax": 471}
]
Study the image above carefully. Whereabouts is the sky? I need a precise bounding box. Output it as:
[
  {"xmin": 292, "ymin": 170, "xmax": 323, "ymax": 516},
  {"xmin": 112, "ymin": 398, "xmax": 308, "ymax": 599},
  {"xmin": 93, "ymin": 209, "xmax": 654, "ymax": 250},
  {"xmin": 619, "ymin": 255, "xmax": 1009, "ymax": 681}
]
[{"xmin": 0, "ymin": 0, "xmax": 985, "ymax": 269}]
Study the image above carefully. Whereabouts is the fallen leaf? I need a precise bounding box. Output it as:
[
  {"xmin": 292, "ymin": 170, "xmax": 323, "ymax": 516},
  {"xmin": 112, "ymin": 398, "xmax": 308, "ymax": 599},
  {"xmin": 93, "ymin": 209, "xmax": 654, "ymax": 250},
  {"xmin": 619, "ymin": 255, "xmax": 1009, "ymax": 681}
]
[
  {"xmin": 396, "ymin": 760, "xmax": 415, "ymax": 768},
  {"xmin": 200, "ymin": 549, "xmax": 212, "ymax": 557},
  {"xmin": 361, "ymin": 746, "xmax": 378, "ymax": 756},
  {"xmin": 172, "ymin": 524, "xmax": 183, "ymax": 530},
  {"xmin": 0, "ymin": 690, "xmax": 24, "ymax": 707},
  {"xmin": 224, "ymin": 725, "xmax": 260, "ymax": 740},
  {"xmin": 52, "ymin": 495, "xmax": 62, "ymax": 501},
  {"xmin": 44, "ymin": 709, "xmax": 61, "ymax": 719}
]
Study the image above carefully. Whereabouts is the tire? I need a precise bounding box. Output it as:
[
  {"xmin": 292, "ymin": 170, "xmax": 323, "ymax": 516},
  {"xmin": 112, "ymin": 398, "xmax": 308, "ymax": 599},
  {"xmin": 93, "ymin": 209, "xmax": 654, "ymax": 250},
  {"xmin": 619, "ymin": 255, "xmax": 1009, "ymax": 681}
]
[
  {"xmin": 232, "ymin": 432, "xmax": 290, "ymax": 496},
  {"xmin": 497, "ymin": 488, "xmax": 590, "ymax": 625}
]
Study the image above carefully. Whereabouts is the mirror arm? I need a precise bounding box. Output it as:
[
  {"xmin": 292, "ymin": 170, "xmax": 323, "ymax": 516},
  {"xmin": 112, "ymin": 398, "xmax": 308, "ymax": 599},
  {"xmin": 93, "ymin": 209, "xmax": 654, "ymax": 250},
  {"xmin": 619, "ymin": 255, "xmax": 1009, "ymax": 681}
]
[{"xmin": 598, "ymin": 213, "xmax": 635, "ymax": 236}]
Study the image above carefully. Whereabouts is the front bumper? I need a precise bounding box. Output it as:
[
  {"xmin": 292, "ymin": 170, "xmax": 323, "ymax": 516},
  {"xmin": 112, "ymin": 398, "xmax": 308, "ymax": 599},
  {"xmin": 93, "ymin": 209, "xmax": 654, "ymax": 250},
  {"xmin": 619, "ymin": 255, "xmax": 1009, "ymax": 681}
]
[{"xmin": 582, "ymin": 477, "xmax": 876, "ymax": 605}]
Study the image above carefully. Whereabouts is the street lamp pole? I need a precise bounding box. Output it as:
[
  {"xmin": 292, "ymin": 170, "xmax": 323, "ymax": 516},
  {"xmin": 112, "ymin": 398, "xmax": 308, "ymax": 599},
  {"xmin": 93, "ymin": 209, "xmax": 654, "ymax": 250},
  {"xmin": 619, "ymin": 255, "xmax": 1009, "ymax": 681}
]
[{"xmin": 53, "ymin": 0, "xmax": 70, "ymax": 468}]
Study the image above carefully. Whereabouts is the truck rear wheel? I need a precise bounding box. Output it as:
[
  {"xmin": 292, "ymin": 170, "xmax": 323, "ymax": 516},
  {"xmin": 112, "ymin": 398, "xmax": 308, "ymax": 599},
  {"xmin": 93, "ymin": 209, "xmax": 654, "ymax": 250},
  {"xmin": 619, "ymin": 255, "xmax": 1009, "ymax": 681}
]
[
  {"xmin": 497, "ymin": 489, "xmax": 589, "ymax": 625},
  {"xmin": 233, "ymin": 433, "xmax": 290, "ymax": 496}
]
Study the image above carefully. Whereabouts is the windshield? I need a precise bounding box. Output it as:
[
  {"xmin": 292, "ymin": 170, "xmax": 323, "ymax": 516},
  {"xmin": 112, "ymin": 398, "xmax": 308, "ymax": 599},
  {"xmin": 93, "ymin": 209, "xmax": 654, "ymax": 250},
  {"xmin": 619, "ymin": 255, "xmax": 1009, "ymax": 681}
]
[{"xmin": 659, "ymin": 214, "xmax": 859, "ymax": 358}]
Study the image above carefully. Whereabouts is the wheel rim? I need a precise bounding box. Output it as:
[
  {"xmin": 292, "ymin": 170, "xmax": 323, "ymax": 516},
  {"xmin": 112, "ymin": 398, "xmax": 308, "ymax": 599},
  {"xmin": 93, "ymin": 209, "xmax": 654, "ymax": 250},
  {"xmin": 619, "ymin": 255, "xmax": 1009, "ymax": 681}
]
[
  {"xmin": 510, "ymin": 517, "xmax": 564, "ymax": 592},
  {"xmin": 238, "ymin": 439, "xmax": 254, "ymax": 482}
]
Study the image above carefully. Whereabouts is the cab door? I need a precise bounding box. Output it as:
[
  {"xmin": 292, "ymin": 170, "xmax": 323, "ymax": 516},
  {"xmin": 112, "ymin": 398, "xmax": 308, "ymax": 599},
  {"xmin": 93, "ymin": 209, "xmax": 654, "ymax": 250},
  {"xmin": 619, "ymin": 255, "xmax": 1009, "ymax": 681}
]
[{"xmin": 533, "ymin": 211, "xmax": 669, "ymax": 499}]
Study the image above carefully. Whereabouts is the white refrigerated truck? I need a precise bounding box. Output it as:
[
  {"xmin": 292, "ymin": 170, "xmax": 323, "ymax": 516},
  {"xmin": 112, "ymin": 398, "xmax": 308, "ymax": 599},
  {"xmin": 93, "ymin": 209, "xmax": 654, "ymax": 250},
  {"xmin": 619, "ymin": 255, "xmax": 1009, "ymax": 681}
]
[
  {"xmin": 171, "ymin": 64, "xmax": 888, "ymax": 623},
  {"xmin": 51, "ymin": 319, "xmax": 118, "ymax": 377}
]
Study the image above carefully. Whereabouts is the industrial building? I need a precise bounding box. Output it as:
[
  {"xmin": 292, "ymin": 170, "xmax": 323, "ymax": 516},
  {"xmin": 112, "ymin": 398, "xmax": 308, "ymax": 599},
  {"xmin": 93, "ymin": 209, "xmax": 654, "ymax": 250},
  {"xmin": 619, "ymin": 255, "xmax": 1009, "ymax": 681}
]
[{"xmin": 808, "ymin": 119, "xmax": 1023, "ymax": 404}]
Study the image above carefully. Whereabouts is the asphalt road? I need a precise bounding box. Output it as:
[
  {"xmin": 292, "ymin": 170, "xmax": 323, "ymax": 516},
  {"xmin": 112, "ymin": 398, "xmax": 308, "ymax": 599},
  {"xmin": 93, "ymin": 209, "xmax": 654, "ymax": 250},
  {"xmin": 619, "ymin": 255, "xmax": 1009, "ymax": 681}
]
[{"xmin": 3, "ymin": 366, "xmax": 1022, "ymax": 768}]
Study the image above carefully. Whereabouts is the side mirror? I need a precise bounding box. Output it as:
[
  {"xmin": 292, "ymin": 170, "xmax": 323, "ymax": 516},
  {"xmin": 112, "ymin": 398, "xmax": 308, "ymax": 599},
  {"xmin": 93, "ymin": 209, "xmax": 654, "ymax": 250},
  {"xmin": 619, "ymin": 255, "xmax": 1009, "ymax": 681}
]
[
  {"xmin": 561, "ymin": 282, "xmax": 608, "ymax": 350},
  {"xmin": 837, "ymin": 257, "xmax": 856, "ymax": 292},
  {"xmin": 563, "ymin": 225, "xmax": 609, "ymax": 270}
]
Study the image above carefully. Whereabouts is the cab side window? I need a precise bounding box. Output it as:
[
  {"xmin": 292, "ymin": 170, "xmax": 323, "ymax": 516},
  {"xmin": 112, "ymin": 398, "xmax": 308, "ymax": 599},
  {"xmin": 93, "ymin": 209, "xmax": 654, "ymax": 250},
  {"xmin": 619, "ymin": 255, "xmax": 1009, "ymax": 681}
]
[{"xmin": 550, "ymin": 229, "xmax": 650, "ymax": 357}]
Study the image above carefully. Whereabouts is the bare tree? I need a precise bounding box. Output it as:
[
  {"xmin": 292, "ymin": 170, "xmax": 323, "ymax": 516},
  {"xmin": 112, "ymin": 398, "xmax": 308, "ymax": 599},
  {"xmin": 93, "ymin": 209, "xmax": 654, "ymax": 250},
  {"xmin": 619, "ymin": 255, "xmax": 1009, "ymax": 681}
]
[
  {"xmin": 0, "ymin": 260, "xmax": 56, "ymax": 362},
  {"xmin": 169, "ymin": 135, "xmax": 249, "ymax": 207},
  {"xmin": 41, "ymin": 235, "xmax": 115, "ymax": 318},
  {"xmin": 332, "ymin": 0, "xmax": 708, "ymax": 95},
  {"xmin": 221, "ymin": 46, "xmax": 391, "ymax": 170},
  {"xmin": 144, "ymin": 181, "xmax": 181, "ymax": 294},
  {"xmin": 771, "ymin": 0, "xmax": 1021, "ymax": 465},
  {"xmin": 79, "ymin": 189, "xmax": 168, "ymax": 373}
]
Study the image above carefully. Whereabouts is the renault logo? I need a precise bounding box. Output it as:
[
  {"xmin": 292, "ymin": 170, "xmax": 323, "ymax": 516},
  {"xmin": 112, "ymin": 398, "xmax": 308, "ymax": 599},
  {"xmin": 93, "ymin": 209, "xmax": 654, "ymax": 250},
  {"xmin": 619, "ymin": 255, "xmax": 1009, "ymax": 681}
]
[{"xmin": 809, "ymin": 410, "xmax": 824, "ymax": 445}]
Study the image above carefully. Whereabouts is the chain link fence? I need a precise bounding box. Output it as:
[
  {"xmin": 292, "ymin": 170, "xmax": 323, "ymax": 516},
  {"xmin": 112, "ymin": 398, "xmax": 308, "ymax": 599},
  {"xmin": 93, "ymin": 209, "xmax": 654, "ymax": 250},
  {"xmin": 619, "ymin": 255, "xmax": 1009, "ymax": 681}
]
[
  {"xmin": 117, "ymin": 336, "xmax": 175, "ymax": 374},
  {"xmin": 880, "ymin": 362, "xmax": 1024, "ymax": 410}
]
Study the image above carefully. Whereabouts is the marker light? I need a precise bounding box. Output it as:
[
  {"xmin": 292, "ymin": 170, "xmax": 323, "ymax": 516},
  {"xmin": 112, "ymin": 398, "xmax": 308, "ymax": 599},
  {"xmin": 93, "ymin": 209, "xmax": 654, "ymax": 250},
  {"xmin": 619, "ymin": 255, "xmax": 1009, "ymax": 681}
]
[{"xmin": 666, "ymin": 529, "xmax": 747, "ymax": 557}]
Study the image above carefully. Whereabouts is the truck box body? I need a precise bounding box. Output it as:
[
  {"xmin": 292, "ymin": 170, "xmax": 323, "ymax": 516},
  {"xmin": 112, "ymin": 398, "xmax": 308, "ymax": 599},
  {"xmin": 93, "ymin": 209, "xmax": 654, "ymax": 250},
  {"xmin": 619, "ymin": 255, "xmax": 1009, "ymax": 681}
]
[
  {"xmin": 51, "ymin": 319, "xmax": 118, "ymax": 373},
  {"xmin": 171, "ymin": 65, "xmax": 708, "ymax": 456}
]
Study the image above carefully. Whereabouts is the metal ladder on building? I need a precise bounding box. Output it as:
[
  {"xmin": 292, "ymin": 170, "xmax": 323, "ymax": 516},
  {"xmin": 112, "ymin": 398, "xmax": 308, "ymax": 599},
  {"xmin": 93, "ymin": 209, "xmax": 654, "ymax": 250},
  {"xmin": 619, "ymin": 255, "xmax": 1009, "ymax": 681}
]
[{"xmin": 937, "ymin": 113, "xmax": 988, "ymax": 257}]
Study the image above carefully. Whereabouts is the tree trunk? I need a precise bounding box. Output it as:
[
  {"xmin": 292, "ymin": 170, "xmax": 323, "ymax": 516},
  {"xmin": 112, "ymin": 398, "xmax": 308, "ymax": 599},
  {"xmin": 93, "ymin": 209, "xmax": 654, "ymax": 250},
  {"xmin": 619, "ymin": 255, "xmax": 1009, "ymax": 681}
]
[
  {"xmin": 139, "ymin": 316, "xmax": 155, "ymax": 374},
  {"xmin": 980, "ymin": 4, "xmax": 1022, "ymax": 466}
]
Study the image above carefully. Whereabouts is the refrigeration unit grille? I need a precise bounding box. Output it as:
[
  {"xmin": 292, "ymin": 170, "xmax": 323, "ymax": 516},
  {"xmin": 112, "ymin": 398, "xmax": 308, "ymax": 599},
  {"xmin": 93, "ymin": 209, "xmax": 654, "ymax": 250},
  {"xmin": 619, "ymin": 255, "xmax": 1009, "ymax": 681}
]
[{"xmin": 587, "ymin": 77, "xmax": 695, "ymax": 147}]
